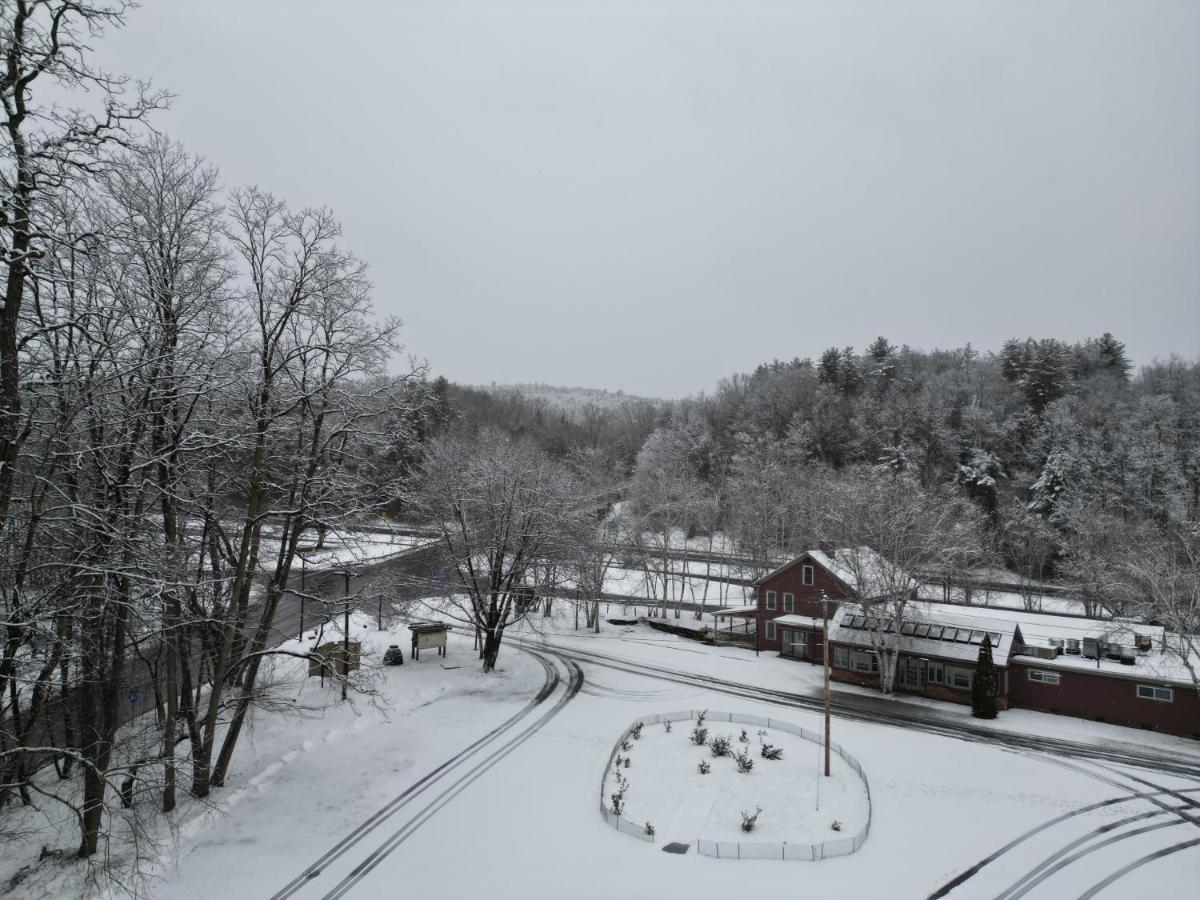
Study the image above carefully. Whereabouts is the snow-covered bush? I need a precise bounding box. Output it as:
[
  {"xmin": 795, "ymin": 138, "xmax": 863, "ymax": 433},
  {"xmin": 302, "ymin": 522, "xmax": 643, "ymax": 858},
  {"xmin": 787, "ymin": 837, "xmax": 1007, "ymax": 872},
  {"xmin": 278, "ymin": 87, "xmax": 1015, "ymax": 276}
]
[
  {"xmin": 630, "ymin": 722, "xmax": 644, "ymax": 740},
  {"xmin": 610, "ymin": 773, "xmax": 629, "ymax": 816},
  {"xmin": 690, "ymin": 726, "xmax": 709, "ymax": 746},
  {"xmin": 735, "ymin": 751, "xmax": 754, "ymax": 773},
  {"xmin": 664, "ymin": 720, "xmax": 672, "ymax": 733},
  {"xmin": 761, "ymin": 744, "xmax": 783, "ymax": 760},
  {"xmin": 696, "ymin": 710, "xmax": 707, "ymax": 727},
  {"xmin": 644, "ymin": 822, "xmax": 655, "ymax": 837},
  {"xmin": 698, "ymin": 760, "xmax": 711, "ymax": 775},
  {"xmin": 738, "ymin": 729, "xmax": 749, "ymax": 744},
  {"xmin": 620, "ymin": 738, "xmax": 632, "ymax": 752},
  {"xmin": 741, "ymin": 807, "xmax": 762, "ymax": 832},
  {"xmin": 709, "ymin": 734, "xmax": 732, "ymax": 757},
  {"xmin": 831, "ymin": 819, "xmax": 842, "ymax": 832}
]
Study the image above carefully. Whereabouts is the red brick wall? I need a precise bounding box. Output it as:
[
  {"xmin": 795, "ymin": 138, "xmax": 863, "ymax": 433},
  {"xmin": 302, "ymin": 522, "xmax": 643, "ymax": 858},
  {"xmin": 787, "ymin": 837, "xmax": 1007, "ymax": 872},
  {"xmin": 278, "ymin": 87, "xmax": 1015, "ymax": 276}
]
[
  {"xmin": 756, "ymin": 554, "xmax": 855, "ymax": 651},
  {"xmin": 1009, "ymin": 662, "xmax": 1200, "ymax": 738}
]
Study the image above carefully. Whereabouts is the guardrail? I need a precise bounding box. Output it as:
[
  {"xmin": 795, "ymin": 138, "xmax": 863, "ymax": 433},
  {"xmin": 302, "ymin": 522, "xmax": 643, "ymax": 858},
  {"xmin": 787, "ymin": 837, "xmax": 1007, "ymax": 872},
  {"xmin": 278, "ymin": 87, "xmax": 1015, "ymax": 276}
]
[{"xmin": 600, "ymin": 710, "xmax": 871, "ymax": 860}]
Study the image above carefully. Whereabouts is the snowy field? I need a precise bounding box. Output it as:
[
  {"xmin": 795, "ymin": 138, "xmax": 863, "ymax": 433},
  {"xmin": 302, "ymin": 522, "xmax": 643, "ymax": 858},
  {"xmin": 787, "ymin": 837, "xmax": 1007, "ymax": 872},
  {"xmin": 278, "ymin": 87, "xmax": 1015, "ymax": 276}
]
[{"xmin": 7, "ymin": 605, "xmax": 1198, "ymax": 900}]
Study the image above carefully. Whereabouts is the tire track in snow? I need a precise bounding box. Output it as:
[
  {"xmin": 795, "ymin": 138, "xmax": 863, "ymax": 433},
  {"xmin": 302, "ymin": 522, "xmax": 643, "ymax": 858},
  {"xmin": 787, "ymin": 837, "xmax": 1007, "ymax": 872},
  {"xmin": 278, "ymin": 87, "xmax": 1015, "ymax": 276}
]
[
  {"xmin": 316, "ymin": 652, "xmax": 585, "ymax": 900},
  {"xmin": 270, "ymin": 650, "xmax": 560, "ymax": 900}
]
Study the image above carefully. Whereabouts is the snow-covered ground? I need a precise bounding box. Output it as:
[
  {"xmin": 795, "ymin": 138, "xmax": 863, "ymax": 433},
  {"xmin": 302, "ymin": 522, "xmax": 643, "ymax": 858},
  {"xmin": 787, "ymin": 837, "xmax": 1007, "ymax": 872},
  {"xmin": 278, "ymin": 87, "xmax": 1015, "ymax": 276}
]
[{"xmin": 7, "ymin": 605, "xmax": 1198, "ymax": 900}]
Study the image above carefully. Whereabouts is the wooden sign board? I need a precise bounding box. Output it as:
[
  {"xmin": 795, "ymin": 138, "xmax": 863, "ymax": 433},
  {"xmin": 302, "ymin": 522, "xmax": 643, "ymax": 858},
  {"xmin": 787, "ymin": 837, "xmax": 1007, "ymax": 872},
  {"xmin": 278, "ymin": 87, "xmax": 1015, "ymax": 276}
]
[
  {"xmin": 415, "ymin": 630, "xmax": 447, "ymax": 652},
  {"xmin": 308, "ymin": 641, "xmax": 361, "ymax": 678}
]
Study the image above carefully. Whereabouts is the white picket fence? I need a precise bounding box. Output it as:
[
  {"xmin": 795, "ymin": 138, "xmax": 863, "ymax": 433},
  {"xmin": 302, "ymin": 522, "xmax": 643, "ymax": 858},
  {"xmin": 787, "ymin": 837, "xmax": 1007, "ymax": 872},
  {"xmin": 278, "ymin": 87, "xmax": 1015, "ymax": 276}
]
[{"xmin": 600, "ymin": 709, "xmax": 872, "ymax": 861}]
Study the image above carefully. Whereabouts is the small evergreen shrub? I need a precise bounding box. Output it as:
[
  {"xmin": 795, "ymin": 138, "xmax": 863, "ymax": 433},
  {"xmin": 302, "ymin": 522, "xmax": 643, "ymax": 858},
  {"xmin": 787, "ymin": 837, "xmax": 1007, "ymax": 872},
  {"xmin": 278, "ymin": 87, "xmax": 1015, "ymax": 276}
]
[
  {"xmin": 630, "ymin": 722, "xmax": 644, "ymax": 740},
  {"xmin": 644, "ymin": 822, "xmax": 655, "ymax": 837},
  {"xmin": 696, "ymin": 709, "xmax": 707, "ymax": 727},
  {"xmin": 735, "ymin": 751, "xmax": 754, "ymax": 773},
  {"xmin": 609, "ymin": 773, "xmax": 628, "ymax": 816},
  {"xmin": 741, "ymin": 807, "xmax": 762, "ymax": 832},
  {"xmin": 761, "ymin": 744, "xmax": 783, "ymax": 760},
  {"xmin": 738, "ymin": 729, "xmax": 749, "ymax": 744},
  {"xmin": 664, "ymin": 720, "xmax": 673, "ymax": 733},
  {"xmin": 690, "ymin": 726, "xmax": 709, "ymax": 746},
  {"xmin": 698, "ymin": 760, "xmax": 711, "ymax": 774},
  {"xmin": 709, "ymin": 734, "xmax": 732, "ymax": 757},
  {"xmin": 620, "ymin": 738, "xmax": 632, "ymax": 752}
]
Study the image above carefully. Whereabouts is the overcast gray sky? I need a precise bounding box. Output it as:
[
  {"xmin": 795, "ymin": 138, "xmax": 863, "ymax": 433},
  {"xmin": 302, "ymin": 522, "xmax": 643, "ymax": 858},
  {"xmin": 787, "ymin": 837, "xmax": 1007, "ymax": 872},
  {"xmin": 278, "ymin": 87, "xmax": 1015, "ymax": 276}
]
[{"xmin": 101, "ymin": 0, "xmax": 1199, "ymax": 397}]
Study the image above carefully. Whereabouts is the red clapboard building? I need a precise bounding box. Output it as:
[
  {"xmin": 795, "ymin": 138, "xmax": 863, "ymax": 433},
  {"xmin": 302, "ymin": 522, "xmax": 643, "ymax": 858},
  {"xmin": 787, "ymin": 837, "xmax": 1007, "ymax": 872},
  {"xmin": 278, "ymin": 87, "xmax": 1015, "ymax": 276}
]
[{"xmin": 754, "ymin": 547, "xmax": 1200, "ymax": 738}]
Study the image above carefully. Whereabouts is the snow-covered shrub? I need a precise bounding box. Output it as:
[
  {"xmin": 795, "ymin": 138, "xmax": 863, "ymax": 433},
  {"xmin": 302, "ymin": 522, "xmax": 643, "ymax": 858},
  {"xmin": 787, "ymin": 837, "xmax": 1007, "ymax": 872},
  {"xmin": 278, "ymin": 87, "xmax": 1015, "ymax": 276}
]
[
  {"xmin": 738, "ymin": 729, "xmax": 749, "ymax": 744},
  {"xmin": 623, "ymin": 756, "xmax": 631, "ymax": 768},
  {"xmin": 610, "ymin": 773, "xmax": 628, "ymax": 816},
  {"xmin": 741, "ymin": 807, "xmax": 762, "ymax": 832},
  {"xmin": 644, "ymin": 822, "xmax": 655, "ymax": 837},
  {"xmin": 831, "ymin": 819, "xmax": 842, "ymax": 832},
  {"xmin": 620, "ymin": 738, "xmax": 632, "ymax": 752},
  {"xmin": 760, "ymin": 744, "xmax": 783, "ymax": 760},
  {"xmin": 664, "ymin": 720, "xmax": 673, "ymax": 733},
  {"xmin": 709, "ymin": 734, "xmax": 732, "ymax": 757},
  {"xmin": 698, "ymin": 760, "xmax": 711, "ymax": 775},
  {"xmin": 696, "ymin": 709, "xmax": 707, "ymax": 727},
  {"xmin": 735, "ymin": 751, "xmax": 754, "ymax": 773},
  {"xmin": 690, "ymin": 726, "xmax": 709, "ymax": 746},
  {"xmin": 630, "ymin": 722, "xmax": 644, "ymax": 740},
  {"xmin": 614, "ymin": 754, "xmax": 624, "ymax": 769}
]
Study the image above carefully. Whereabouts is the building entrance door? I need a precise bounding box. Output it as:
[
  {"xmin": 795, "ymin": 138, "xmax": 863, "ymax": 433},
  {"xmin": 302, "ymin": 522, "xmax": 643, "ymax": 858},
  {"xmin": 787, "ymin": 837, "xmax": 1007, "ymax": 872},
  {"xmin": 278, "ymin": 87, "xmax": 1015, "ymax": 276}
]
[{"xmin": 899, "ymin": 657, "xmax": 923, "ymax": 690}]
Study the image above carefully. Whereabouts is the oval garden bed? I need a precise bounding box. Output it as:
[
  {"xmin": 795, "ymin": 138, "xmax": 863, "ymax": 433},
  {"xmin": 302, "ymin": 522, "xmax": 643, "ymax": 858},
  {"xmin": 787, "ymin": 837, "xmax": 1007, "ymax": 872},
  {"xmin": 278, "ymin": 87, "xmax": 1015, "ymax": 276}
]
[{"xmin": 601, "ymin": 711, "xmax": 871, "ymax": 860}]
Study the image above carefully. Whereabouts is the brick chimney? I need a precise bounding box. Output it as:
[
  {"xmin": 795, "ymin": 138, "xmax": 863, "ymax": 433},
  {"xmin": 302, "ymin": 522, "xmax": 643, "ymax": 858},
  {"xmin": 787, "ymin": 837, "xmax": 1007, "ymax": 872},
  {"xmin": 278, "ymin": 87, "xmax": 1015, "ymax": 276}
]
[{"xmin": 818, "ymin": 541, "xmax": 837, "ymax": 559}]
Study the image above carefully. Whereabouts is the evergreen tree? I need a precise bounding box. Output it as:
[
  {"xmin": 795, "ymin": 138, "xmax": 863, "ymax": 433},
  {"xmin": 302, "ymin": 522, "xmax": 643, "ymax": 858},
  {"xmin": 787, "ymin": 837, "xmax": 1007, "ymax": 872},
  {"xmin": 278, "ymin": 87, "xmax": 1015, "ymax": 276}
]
[
  {"xmin": 817, "ymin": 347, "xmax": 841, "ymax": 386},
  {"xmin": 1096, "ymin": 332, "xmax": 1132, "ymax": 380},
  {"xmin": 972, "ymin": 635, "xmax": 999, "ymax": 719}
]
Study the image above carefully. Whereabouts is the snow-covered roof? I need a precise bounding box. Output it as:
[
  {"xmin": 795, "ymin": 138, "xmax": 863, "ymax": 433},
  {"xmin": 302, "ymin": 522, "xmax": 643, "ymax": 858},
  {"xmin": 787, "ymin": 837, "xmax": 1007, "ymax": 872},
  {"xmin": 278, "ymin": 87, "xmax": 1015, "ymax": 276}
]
[
  {"xmin": 773, "ymin": 614, "xmax": 825, "ymax": 630},
  {"xmin": 754, "ymin": 546, "xmax": 908, "ymax": 596},
  {"xmin": 712, "ymin": 605, "xmax": 758, "ymax": 618},
  {"xmin": 818, "ymin": 603, "xmax": 1018, "ymax": 668}
]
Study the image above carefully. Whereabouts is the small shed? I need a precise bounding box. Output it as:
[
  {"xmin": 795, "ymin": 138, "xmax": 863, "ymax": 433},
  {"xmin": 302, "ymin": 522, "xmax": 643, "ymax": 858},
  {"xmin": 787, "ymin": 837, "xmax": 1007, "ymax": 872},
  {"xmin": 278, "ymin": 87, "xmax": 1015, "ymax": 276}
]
[{"xmin": 409, "ymin": 621, "xmax": 451, "ymax": 660}]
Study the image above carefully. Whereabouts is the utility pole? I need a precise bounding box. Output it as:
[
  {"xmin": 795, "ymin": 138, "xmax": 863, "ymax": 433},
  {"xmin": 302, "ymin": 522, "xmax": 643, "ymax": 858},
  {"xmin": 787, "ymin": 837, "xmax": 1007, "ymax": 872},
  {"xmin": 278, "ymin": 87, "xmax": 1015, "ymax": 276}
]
[
  {"xmin": 299, "ymin": 554, "xmax": 306, "ymax": 640},
  {"xmin": 342, "ymin": 569, "xmax": 351, "ymax": 702},
  {"xmin": 822, "ymin": 590, "xmax": 831, "ymax": 777}
]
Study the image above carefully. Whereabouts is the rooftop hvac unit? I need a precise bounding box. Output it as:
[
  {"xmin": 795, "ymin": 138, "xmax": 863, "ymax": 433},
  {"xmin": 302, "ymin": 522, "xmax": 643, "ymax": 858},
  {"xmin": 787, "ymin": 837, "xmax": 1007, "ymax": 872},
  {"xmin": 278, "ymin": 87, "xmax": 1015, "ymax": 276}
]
[
  {"xmin": 1106, "ymin": 643, "xmax": 1125, "ymax": 661},
  {"xmin": 1120, "ymin": 649, "xmax": 1136, "ymax": 666},
  {"xmin": 1135, "ymin": 634, "xmax": 1153, "ymax": 653},
  {"xmin": 1025, "ymin": 645, "xmax": 1059, "ymax": 660},
  {"xmin": 1082, "ymin": 636, "xmax": 1107, "ymax": 660},
  {"xmin": 1065, "ymin": 638, "xmax": 1081, "ymax": 655}
]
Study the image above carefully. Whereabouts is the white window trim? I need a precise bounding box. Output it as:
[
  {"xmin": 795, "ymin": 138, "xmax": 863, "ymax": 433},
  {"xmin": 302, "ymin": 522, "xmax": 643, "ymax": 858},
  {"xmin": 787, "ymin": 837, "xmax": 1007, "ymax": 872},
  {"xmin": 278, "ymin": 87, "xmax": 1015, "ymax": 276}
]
[
  {"xmin": 802, "ymin": 565, "xmax": 814, "ymax": 586},
  {"xmin": 1028, "ymin": 669, "xmax": 1060, "ymax": 685},
  {"xmin": 765, "ymin": 621, "xmax": 777, "ymax": 641},
  {"xmin": 833, "ymin": 647, "xmax": 848, "ymax": 668},
  {"xmin": 765, "ymin": 590, "xmax": 777, "ymax": 611},
  {"xmin": 783, "ymin": 592, "xmax": 794, "ymax": 613},
  {"xmin": 1136, "ymin": 684, "xmax": 1173, "ymax": 703},
  {"xmin": 947, "ymin": 666, "xmax": 973, "ymax": 690}
]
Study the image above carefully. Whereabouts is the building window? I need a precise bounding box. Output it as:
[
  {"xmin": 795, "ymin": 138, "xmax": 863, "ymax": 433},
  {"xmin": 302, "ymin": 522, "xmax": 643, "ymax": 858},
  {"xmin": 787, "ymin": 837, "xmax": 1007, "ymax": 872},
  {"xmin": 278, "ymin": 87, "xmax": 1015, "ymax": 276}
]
[
  {"xmin": 947, "ymin": 666, "xmax": 973, "ymax": 690},
  {"xmin": 783, "ymin": 592, "xmax": 794, "ymax": 613},
  {"xmin": 927, "ymin": 661, "xmax": 945, "ymax": 685},
  {"xmin": 765, "ymin": 590, "xmax": 777, "ymax": 611},
  {"xmin": 850, "ymin": 651, "xmax": 878, "ymax": 673},
  {"xmin": 765, "ymin": 621, "xmax": 777, "ymax": 642},
  {"xmin": 1028, "ymin": 669, "xmax": 1060, "ymax": 685},
  {"xmin": 1136, "ymin": 684, "xmax": 1173, "ymax": 702},
  {"xmin": 802, "ymin": 565, "xmax": 814, "ymax": 586},
  {"xmin": 833, "ymin": 647, "xmax": 848, "ymax": 668}
]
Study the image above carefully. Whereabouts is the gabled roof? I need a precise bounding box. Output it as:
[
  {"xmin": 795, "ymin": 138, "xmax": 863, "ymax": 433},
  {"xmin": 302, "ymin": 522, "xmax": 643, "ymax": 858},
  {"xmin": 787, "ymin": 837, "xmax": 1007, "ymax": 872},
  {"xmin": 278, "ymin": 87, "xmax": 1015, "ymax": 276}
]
[{"xmin": 754, "ymin": 546, "xmax": 909, "ymax": 597}]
